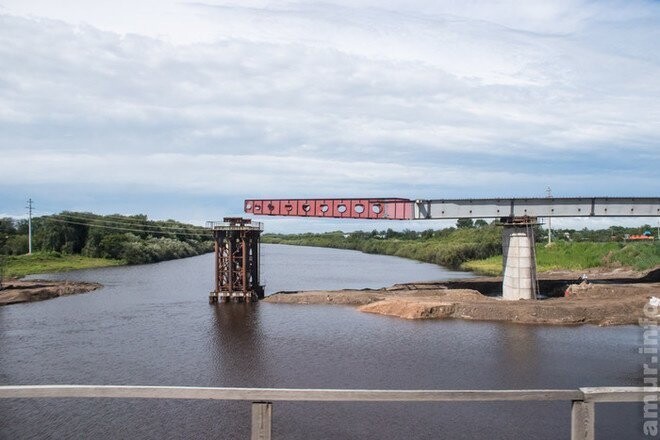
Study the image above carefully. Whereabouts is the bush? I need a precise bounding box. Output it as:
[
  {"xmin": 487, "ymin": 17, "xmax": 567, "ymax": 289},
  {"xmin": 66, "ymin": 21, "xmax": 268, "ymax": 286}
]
[
  {"xmin": 99, "ymin": 234, "xmax": 129, "ymax": 259},
  {"xmin": 4, "ymin": 235, "xmax": 29, "ymax": 255}
]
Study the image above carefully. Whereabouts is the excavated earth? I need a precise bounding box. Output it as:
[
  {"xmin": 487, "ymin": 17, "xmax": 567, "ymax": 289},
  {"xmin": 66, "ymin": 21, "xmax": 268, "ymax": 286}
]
[
  {"xmin": 264, "ymin": 267, "xmax": 660, "ymax": 326},
  {"xmin": 0, "ymin": 279, "xmax": 102, "ymax": 306}
]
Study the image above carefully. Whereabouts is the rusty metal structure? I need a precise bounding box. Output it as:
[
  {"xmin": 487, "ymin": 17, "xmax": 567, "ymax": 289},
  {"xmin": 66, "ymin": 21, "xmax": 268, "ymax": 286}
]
[{"xmin": 206, "ymin": 218, "xmax": 264, "ymax": 303}]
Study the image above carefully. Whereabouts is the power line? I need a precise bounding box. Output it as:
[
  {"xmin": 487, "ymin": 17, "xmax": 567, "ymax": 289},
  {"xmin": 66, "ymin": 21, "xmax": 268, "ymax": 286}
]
[
  {"xmin": 47, "ymin": 212, "xmax": 210, "ymax": 234},
  {"xmin": 46, "ymin": 217, "xmax": 212, "ymax": 238},
  {"xmin": 31, "ymin": 209, "xmax": 210, "ymax": 234}
]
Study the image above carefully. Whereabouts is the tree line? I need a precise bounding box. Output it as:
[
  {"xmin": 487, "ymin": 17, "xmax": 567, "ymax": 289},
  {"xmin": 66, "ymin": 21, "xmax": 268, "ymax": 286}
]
[
  {"xmin": 315, "ymin": 219, "xmax": 655, "ymax": 242},
  {"xmin": 0, "ymin": 212, "xmax": 213, "ymax": 264}
]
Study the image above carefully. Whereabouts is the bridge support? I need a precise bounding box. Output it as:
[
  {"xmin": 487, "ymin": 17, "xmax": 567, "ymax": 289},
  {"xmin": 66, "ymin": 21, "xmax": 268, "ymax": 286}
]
[
  {"xmin": 501, "ymin": 217, "xmax": 538, "ymax": 300},
  {"xmin": 206, "ymin": 218, "xmax": 264, "ymax": 303}
]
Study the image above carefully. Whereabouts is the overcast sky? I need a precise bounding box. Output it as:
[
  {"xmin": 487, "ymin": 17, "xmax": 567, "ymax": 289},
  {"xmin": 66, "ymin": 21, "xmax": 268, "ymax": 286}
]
[{"xmin": 0, "ymin": 0, "xmax": 658, "ymax": 232}]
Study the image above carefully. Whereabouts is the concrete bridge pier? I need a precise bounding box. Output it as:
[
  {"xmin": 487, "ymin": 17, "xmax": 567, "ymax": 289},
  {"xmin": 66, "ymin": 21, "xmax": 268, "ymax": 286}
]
[{"xmin": 501, "ymin": 217, "xmax": 538, "ymax": 300}]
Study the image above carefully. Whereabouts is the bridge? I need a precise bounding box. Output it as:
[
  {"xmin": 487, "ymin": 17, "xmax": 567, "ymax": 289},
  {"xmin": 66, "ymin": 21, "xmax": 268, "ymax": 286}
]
[{"xmin": 244, "ymin": 197, "xmax": 660, "ymax": 300}]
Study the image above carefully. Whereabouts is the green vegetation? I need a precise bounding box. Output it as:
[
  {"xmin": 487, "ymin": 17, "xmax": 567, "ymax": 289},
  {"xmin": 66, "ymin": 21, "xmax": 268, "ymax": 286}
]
[
  {"xmin": 263, "ymin": 220, "xmax": 659, "ymax": 275},
  {"xmin": 0, "ymin": 212, "xmax": 213, "ymax": 279},
  {"xmin": 462, "ymin": 242, "xmax": 660, "ymax": 275},
  {"xmin": 2, "ymin": 252, "xmax": 125, "ymax": 278},
  {"xmin": 264, "ymin": 223, "xmax": 503, "ymax": 269}
]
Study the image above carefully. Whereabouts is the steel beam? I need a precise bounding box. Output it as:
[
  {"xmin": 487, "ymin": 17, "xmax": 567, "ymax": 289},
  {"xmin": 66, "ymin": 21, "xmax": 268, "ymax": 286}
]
[
  {"xmin": 244, "ymin": 198, "xmax": 413, "ymax": 220},
  {"xmin": 245, "ymin": 197, "xmax": 659, "ymax": 220},
  {"xmin": 416, "ymin": 197, "xmax": 660, "ymax": 219}
]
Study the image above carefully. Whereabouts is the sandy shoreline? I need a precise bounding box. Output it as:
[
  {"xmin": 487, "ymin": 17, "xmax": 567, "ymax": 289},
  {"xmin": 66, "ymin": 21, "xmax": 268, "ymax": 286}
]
[
  {"xmin": 0, "ymin": 279, "xmax": 102, "ymax": 306},
  {"xmin": 265, "ymin": 268, "xmax": 660, "ymax": 326}
]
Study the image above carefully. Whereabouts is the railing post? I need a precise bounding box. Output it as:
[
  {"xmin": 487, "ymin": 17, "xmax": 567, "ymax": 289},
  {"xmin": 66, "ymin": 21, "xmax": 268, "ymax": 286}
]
[
  {"xmin": 251, "ymin": 402, "xmax": 272, "ymax": 440},
  {"xmin": 571, "ymin": 400, "xmax": 595, "ymax": 440}
]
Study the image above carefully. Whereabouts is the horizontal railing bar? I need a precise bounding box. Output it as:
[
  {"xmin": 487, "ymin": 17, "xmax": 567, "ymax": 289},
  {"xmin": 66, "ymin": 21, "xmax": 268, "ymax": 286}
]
[
  {"xmin": 581, "ymin": 387, "xmax": 660, "ymax": 402},
  {"xmin": 2, "ymin": 386, "xmax": 655, "ymax": 403},
  {"xmin": 4, "ymin": 386, "xmax": 653, "ymax": 440},
  {"xmin": 0, "ymin": 386, "xmax": 582, "ymax": 402}
]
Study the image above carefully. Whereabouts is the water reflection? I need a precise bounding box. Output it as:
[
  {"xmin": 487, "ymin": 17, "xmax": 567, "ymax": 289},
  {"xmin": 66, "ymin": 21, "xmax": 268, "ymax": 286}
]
[
  {"xmin": 210, "ymin": 304, "xmax": 267, "ymax": 386},
  {"xmin": 494, "ymin": 324, "xmax": 540, "ymax": 387}
]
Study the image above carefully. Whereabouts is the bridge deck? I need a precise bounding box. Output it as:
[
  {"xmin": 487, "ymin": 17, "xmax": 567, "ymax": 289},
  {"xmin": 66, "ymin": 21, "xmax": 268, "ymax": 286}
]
[{"xmin": 244, "ymin": 197, "xmax": 660, "ymax": 220}]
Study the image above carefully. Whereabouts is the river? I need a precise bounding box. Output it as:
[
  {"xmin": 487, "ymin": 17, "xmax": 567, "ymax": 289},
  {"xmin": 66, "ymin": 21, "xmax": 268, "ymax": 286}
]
[{"xmin": 0, "ymin": 244, "xmax": 646, "ymax": 439}]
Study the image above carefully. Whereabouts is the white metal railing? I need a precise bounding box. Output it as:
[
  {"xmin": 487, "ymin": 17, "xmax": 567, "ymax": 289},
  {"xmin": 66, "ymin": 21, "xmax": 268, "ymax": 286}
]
[{"xmin": 0, "ymin": 385, "xmax": 656, "ymax": 440}]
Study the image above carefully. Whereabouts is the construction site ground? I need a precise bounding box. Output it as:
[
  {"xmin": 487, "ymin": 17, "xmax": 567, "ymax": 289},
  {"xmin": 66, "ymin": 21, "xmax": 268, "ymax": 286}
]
[{"xmin": 264, "ymin": 267, "xmax": 660, "ymax": 326}]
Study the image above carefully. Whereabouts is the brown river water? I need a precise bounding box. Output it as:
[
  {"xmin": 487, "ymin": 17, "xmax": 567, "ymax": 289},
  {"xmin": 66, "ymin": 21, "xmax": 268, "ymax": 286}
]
[{"xmin": 0, "ymin": 244, "xmax": 647, "ymax": 439}]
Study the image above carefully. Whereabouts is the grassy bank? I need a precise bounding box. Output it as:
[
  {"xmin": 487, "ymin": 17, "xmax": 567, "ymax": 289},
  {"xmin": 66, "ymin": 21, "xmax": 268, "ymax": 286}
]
[
  {"xmin": 264, "ymin": 229, "xmax": 660, "ymax": 276},
  {"xmin": 462, "ymin": 242, "xmax": 660, "ymax": 276},
  {"xmin": 1, "ymin": 252, "xmax": 124, "ymax": 278},
  {"xmin": 264, "ymin": 226, "xmax": 502, "ymax": 269}
]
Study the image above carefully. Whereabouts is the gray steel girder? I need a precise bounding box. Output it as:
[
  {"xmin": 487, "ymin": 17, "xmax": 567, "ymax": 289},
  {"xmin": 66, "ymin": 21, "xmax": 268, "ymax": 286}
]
[{"xmin": 414, "ymin": 197, "xmax": 660, "ymax": 219}]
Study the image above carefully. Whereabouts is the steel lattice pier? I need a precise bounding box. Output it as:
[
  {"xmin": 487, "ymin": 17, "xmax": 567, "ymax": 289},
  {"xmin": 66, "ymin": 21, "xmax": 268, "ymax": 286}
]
[{"xmin": 207, "ymin": 218, "xmax": 264, "ymax": 303}]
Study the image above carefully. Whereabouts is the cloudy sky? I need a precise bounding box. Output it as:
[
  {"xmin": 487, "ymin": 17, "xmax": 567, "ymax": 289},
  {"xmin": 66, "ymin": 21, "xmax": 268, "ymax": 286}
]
[{"xmin": 0, "ymin": 0, "xmax": 658, "ymax": 231}]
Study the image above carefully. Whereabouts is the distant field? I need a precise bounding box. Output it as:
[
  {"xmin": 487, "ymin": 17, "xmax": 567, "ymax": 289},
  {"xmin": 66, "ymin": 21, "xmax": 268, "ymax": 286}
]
[
  {"xmin": 461, "ymin": 242, "xmax": 660, "ymax": 276},
  {"xmin": 1, "ymin": 252, "xmax": 124, "ymax": 278}
]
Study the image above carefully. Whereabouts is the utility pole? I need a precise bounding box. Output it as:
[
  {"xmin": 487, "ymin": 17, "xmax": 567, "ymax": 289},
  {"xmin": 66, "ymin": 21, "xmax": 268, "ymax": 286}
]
[
  {"xmin": 545, "ymin": 186, "xmax": 552, "ymax": 245},
  {"xmin": 26, "ymin": 198, "xmax": 33, "ymax": 255}
]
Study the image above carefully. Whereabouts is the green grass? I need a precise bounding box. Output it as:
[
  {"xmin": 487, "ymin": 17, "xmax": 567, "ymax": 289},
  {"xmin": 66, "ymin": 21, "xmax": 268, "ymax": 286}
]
[
  {"xmin": 461, "ymin": 242, "xmax": 660, "ymax": 276},
  {"xmin": 0, "ymin": 252, "xmax": 125, "ymax": 278},
  {"xmin": 264, "ymin": 227, "xmax": 503, "ymax": 270},
  {"xmin": 460, "ymin": 258, "xmax": 502, "ymax": 276}
]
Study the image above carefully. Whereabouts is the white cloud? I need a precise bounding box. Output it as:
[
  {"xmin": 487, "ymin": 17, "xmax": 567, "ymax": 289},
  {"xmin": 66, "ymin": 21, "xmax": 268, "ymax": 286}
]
[
  {"xmin": 0, "ymin": 1, "xmax": 658, "ymax": 229},
  {"xmin": 0, "ymin": 150, "xmax": 654, "ymax": 200}
]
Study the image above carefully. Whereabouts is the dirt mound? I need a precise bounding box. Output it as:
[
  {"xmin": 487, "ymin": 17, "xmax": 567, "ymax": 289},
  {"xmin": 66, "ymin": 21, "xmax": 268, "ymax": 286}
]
[
  {"xmin": 360, "ymin": 299, "xmax": 456, "ymax": 319},
  {"xmin": 0, "ymin": 280, "xmax": 101, "ymax": 305},
  {"xmin": 264, "ymin": 289, "xmax": 385, "ymax": 305},
  {"xmin": 266, "ymin": 281, "xmax": 660, "ymax": 326}
]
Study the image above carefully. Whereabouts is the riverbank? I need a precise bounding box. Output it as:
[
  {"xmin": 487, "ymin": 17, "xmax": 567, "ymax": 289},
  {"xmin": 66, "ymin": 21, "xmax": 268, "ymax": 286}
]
[
  {"xmin": 265, "ymin": 267, "xmax": 660, "ymax": 325},
  {"xmin": 0, "ymin": 279, "xmax": 101, "ymax": 306},
  {"xmin": 263, "ymin": 231, "xmax": 659, "ymax": 276},
  {"xmin": 1, "ymin": 252, "xmax": 124, "ymax": 278}
]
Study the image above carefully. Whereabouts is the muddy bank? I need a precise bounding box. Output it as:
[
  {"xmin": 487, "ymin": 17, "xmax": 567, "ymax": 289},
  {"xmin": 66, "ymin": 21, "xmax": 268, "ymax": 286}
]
[
  {"xmin": 0, "ymin": 279, "xmax": 102, "ymax": 306},
  {"xmin": 381, "ymin": 267, "xmax": 660, "ymax": 297},
  {"xmin": 264, "ymin": 268, "xmax": 660, "ymax": 325}
]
